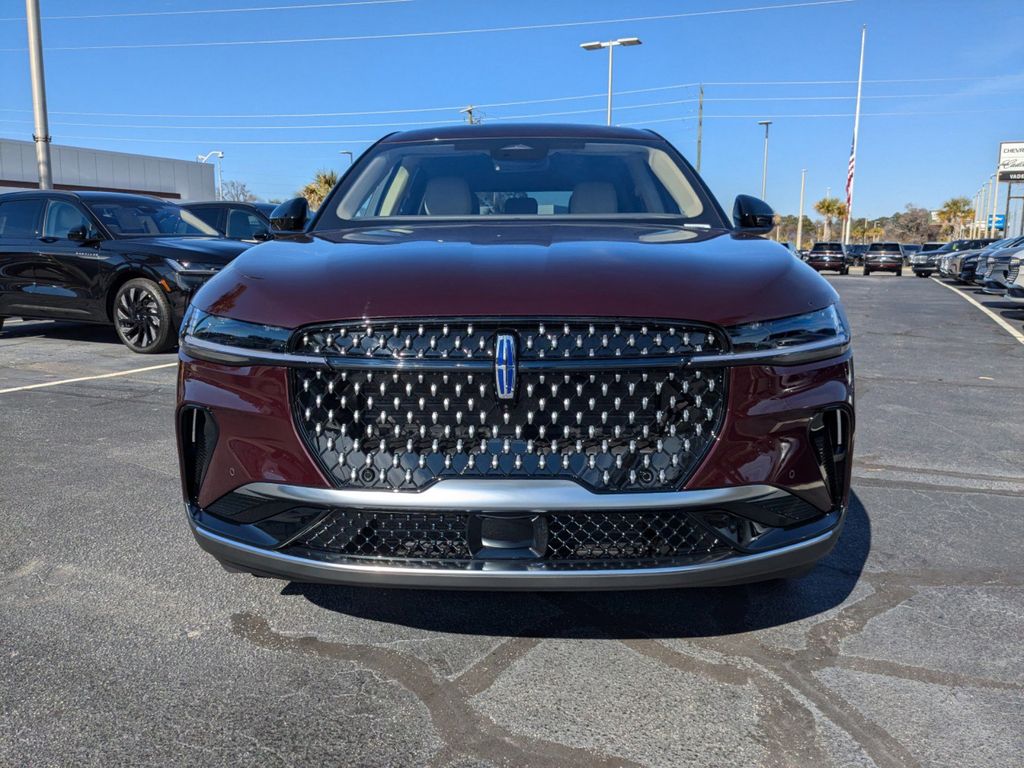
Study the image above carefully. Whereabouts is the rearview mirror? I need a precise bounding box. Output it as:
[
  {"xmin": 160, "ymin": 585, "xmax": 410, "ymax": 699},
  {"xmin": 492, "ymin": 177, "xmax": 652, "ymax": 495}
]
[
  {"xmin": 270, "ymin": 197, "xmax": 309, "ymax": 232},
  {"xmin": 732, "ymin": 195, "xmax": 775, "ymax": 235}
]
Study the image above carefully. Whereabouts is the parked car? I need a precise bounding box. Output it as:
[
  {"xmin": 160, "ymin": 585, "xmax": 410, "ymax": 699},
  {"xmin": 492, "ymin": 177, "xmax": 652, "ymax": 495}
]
[
  {"xmin": 0, "ymin": 190, "xmax": 252, "ymax": 352},
  {"xmin": 1005, "ymin": 254, "xmax": 1024, "ymax": 304},
  {"xmin": 177, "ymin": 123, "xmax": 854, "ymax": 590},
  {"xmin": 911, "ymin": 242, "xmax": 950, "ymax": 277},
  {"xmin": 182, "ymin": 201, "xmax": 276, "ymax": 241},
  {"xmin": 846, "ymin": 243, "xmax": 868, "ymax": 265},
  {"xmin": 938, "ymin": 238, "xmax": 999, "ymax": 278},
  {"xmin": 806, "ymin": 242, "xmax": 850, "ymax": 274},
  {"xmin": 970, "ymin": 237, "xmax": 1024, "ymax": 288},
  {"xmin": 863, "ymin": 242, "xmax": 905, "ymax": 276},
  {"xmin": 980, "ymin": 239, "xmax": 1024, "ymax": 293},
  {"xmin": 949, "ymin": 238, "xmax": 1017, "ymax": 284},
  {"xmin": 902, "ymin": 244, "xmax": 923, "ymax": 264}
]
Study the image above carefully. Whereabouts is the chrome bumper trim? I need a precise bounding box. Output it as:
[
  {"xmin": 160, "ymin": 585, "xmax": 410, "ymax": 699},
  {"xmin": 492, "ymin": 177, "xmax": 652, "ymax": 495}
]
[
  {"xmin": 229, "ymin": 478, "xmax": 792, "ymax": 512},
  {"xmin": 190, "ymin": 510, "xmax": 843, "ymax": 590}
]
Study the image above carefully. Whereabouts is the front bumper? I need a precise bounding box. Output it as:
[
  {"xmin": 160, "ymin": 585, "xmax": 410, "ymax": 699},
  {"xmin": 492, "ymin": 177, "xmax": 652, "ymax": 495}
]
[
  {"xmin": 1006, "ymin": 285, "xmax": 1024, "ymax": 304},
  {"xmin": 187, "ymin": 480, "xmax": 845, "ymax": 589},
  {"xmin": 911, "ymin": 262, "xmax": 936, "ymax": 274}
]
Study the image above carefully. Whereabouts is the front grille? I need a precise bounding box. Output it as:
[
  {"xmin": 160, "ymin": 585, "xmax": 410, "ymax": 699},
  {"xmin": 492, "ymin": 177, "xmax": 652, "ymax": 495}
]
[
  {"xmin": 295, "ymin": 318, "xmax": 724, "ymax": 361},
  {"xmin": 289, "ymin": 508, "xmax": 731, "ymax": 565},
  {"xmin": 291, "ymin": 318, "xmax": 727, "ymax": 493},
  {"xmin": 1009, "ymin": 263, "xmax": 1021, "ymax": 284}
]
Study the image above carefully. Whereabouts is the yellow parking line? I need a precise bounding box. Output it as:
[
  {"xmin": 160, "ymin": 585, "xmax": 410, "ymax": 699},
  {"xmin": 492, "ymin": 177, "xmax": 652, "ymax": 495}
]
[
  {"xmin": 930, "ymin": 278, "xmax": 1024, "ymax": 346},
  {"xmin": 0, "ymin": 362, "xmax": 178, "ymax": 395}
]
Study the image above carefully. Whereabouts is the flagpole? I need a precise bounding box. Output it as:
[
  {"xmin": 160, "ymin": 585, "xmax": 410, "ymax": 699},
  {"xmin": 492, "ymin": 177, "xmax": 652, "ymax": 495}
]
[{"xmin": 843, "ymin": 24, "xmax": 866, "ymax": 245}]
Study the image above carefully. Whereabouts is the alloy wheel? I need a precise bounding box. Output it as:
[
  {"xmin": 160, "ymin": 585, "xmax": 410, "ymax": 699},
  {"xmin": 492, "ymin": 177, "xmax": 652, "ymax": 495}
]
[{"xmin": 115, "ymin": 286, "xmax": 162, "ymax": 350}]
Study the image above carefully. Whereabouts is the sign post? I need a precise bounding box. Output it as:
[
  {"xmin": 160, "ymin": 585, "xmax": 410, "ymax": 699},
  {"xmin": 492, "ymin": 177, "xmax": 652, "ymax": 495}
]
[{"xmin": 998, "ymin": 142, "xmax": 1024, "ymax": 237}]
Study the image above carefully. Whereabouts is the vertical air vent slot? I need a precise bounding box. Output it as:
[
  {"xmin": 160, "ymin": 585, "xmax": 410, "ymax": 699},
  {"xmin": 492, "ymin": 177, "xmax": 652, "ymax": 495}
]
[
  {"xmin": 809, "ymin": 407, "xmax": 851, "ymax": 507},
  {"xmin": 179, "ymin": 406, "xmax": 218, "ymax": 504}
]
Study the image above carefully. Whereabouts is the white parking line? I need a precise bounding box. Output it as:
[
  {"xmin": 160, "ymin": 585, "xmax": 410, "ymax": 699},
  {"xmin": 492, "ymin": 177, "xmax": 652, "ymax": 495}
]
[
  {"xmin": 0, "ymin": 362, "xmax": 178, "ymax": 395},
  {"xmin": 930, "ymin": 278, "xmax": 1024, "ymax": 346}
]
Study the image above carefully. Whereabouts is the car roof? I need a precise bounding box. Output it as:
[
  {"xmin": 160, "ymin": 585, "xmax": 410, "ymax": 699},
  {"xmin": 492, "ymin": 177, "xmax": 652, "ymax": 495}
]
[
  {"xmin": 379, "ymin": 122, "xmax": 661, "ymax": 144},
  {"xmin": 0, "ymin": 189, "xmax": 169, "ymax": 206}
]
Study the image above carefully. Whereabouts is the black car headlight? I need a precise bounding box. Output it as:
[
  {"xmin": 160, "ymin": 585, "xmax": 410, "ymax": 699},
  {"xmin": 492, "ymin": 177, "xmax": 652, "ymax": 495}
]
[
  {"xmin": 165, "ymin": 258, "xmax": 223, "ymax": 276},
  {"xmin": 180, "ymin": 307, "xmax": 292, "ymax": 363},
  {"xmin": 725, "ymin": 305, "xmax": 850, "ymax": 364}
]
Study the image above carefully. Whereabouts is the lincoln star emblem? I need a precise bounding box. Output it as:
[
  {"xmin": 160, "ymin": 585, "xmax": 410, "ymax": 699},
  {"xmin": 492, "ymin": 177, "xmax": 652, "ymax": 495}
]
[{"xmin": 495, "ymin": 333, "xmax": 517, "ymax": 400}]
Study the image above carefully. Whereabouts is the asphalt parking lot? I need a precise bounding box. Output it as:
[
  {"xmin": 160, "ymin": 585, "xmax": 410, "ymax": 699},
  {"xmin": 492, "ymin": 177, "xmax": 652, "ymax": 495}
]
[{"xmin": 1, "ymin": 274, "xmax": 1022, "ymax": 768}]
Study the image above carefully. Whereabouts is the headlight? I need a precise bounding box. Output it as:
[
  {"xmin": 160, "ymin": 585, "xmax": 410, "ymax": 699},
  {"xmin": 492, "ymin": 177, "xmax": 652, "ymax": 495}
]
[
  {"xmin": 180, "ymin": 307, "xmax": 292, "ymax": 362},
  {"xmin": 1011, "ymin": 257, "xmax": 1021, "ymax": 269},
  {"xmin": 165, "ymin": 258, "xmax": 222, "ymax": 276},
  {"xmin": 726, "ymin": 305, "xmax": 850, "ymax": 364}
]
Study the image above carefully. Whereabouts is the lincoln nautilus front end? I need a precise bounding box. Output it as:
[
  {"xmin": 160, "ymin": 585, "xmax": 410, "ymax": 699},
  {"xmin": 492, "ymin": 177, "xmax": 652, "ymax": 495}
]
[{"xmin": 176, "ymin": 124, "xmax": 854, "ymax": 590}]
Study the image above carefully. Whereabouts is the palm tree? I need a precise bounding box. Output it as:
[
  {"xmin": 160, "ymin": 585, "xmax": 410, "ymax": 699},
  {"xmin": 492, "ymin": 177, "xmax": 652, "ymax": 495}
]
[
  {"xmin": 937, "ymin": 197, "xmax": 973, "ymax": 239},
  {"xmin": 813, "ymin": 197, "xmax": 848, "ymax": 241},
  {"xmin": 299, "ymin": 169, "xmax": 340, "ymax": 211}
]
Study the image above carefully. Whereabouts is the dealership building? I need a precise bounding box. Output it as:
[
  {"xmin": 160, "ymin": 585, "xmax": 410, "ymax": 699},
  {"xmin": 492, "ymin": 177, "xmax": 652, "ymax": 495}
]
[{"xmin": 0, "ymin": 138, "xmax": 215, "ymax": 201}]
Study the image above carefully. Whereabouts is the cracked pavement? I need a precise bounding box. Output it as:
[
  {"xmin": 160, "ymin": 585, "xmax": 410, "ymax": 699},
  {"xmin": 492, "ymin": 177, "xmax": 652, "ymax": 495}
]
[{"xmin": 1, "ymin": 274, "xmax": 1022, "ymax": 767}]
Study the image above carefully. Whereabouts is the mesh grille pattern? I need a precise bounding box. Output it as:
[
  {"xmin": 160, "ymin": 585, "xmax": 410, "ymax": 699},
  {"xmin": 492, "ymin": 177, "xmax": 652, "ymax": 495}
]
[
  {"xmin": 1009, "ymin": 263, "xmax": 1021, "ymax": 284},
  {"xmin": 292, "ymin": 365, "xmax": 726, "ymax": 492},
  {"xmin": 291, "ymin": 509, "xmax": 731, "ymax": 564},
  {"xmin": 293, "ymin": 318, "xmax": 724, "ymax": 361}
]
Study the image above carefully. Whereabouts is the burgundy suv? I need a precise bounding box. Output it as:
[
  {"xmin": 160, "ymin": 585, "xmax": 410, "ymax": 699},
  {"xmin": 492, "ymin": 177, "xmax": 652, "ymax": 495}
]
[{"xmin": 177, "ymin": 124, "xmax": 854, "ymax": 590}]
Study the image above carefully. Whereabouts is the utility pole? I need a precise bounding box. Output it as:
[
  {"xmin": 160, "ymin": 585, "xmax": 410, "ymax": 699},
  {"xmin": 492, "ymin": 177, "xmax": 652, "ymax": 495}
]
[
  {"xmin": 797, "ymin": 169, "xmax": 807, "ymax": 252},
  {"xmin": 460, "ymin": 105, "xmax": 478, "ymax": 125},
  {"xmin": 696, "ymin": 84, "xmax": 704, "ymax": 173},
  {"xmin": 843, "ymin": 24, "xmax": 867, "ymax": 245},
  {"xmin": 25, "ymin": 0, "xmax": 52, "ymax": 189}
]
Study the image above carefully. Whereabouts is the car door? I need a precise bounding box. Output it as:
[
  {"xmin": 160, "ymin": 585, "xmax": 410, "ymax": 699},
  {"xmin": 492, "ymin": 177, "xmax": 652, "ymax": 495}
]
[
  {"xmin": 36, "ymin": 198, "xmax": 111, "ymax": 321},
  {"xmin": 0, "ymin": 196, "xmax": 47, "ymax": 319}
]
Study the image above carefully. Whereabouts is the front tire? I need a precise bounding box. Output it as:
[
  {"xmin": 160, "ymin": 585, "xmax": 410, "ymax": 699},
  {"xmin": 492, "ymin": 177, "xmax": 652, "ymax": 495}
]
[{"xmin": 113, "ymin": 278, "xmax": 175, "ymax": 354}]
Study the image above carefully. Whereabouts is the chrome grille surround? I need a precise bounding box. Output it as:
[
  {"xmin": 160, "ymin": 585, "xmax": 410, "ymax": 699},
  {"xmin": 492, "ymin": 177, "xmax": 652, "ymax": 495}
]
[{"xmin": 290, "ymin": 318, "xmax": 728, "ymax": 493}]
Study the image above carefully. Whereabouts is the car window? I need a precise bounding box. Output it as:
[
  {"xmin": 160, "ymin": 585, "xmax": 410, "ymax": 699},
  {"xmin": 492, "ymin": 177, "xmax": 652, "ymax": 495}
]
[
  {"xmin": 224, "ymin": 209, "xmax": 266, "ymax": 239},
  {"xmin": 189, "ymin": 207, "xmax": 223, "ymax": 231},
  {"xmin": 0, "ymin": 198, "xmax": 45, "ymax": 238},
  {"xmin": 43, "ymin": 200, "xmax": 92, "ymax": 239},
  {"xmin": 325, "ymin": 138, "xmax": 713, "ymax": 225},
  {"xmin": 87, "ymin": 200, "xmax": 218, "ymax": 237}
]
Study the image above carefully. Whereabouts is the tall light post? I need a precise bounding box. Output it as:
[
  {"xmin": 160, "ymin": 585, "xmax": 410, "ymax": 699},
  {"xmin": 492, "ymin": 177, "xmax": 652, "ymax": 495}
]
[
  {"xmin": 988, "ymin": 173, "xmax": 998, "ymax": 238},
  {"xmin": 580, "ymin": 37, "xmax": 642, "ymax": 126},
  {"xmin": 338, "ymin": 150, "xmax": 354, "ymax": 165},
  {"xmin": 796, "ymin": 169, "xmax": 807, "ymax": 252},
  {"xmin": 197, "ymin": 151, "xmax": 224, "ymax": 200},
  {"xmin": 757, "ymin": 120, "xmax": 772, "ymax": 200},
  {"xmin": 25, "ymin": 0, "xmax": 52, "ymax": 189}
]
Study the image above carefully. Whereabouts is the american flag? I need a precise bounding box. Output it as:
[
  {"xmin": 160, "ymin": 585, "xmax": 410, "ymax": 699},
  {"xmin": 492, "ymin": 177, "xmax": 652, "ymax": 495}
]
[{"xmin": 845, "ymin": 139, "xmax": 856, "ymax": 208}]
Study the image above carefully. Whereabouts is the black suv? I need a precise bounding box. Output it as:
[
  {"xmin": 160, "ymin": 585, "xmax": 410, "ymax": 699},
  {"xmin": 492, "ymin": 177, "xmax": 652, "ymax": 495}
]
[
  {"xmin": 864, "ymin": 242, "xmax": 905, "ymax": 276},
  {"xmin": 806, "ymin": 242, "xmax": 850, "ymax": 274},
  {"xmin": 181, "ymin": 201, "xmax": 276, "ymax": 241},
  {"xmin": 0, "ymin": 191, "xmax": 252, "ymax": 353}
]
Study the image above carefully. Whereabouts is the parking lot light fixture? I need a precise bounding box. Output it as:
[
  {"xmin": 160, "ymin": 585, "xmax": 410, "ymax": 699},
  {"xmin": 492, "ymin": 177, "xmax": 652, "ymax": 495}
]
[
  {"xmin": 580, "ymin": 37, "xmax": 643, "ymax": 126},
  {"xmin": 757, "ymin": 121, "xmax": 772, "ymax": 200},
  {"xmin": 197, "ymin": 150, "xmax": 224, "ymax": 200}
]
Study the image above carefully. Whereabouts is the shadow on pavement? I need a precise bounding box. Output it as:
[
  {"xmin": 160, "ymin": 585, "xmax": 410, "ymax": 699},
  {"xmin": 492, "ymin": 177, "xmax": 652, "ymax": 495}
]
[
  {"xmin": 286, "ymin": 492, "xmax": 870, "ymax": 639},
  {"xmin": 0, "ymin": 319, "xmax": 122, "ymax": 345}
]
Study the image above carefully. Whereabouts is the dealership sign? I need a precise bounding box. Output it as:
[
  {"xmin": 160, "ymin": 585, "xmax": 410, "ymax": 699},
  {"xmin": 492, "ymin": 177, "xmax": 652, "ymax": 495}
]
[{"xmin": 998, "ymin": 141, "xmax": 1024, "ymax": 182}]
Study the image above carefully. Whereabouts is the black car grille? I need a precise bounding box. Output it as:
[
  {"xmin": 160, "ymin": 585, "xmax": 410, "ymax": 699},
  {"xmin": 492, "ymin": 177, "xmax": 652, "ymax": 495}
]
[
  {"xmin": 290, "ymin": 319, "xmax": 728, "ymax": 493},
  {"xmin": 288, "ymin": 508, "xmax": 731, "ymax": 565}
]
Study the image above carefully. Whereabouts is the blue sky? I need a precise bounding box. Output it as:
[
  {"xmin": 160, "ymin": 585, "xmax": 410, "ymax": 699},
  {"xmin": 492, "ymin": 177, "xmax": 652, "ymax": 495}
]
[{"xmin": 2, "ymin": 0, "xmax": 1022, "ymax": 218}]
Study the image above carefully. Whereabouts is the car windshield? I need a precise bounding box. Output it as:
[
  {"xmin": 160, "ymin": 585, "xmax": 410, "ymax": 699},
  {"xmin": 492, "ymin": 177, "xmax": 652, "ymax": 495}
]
[
  {"xmin": 868, "ymin": 243, "xmax": 901, "ymax": 252},
  {"xmin": 317, "ymin": 137, "xmax": 716, "ymax": 227},
  {"xmin": 87, "ymin": 200, "xmax": 219, "ymax": 238}
]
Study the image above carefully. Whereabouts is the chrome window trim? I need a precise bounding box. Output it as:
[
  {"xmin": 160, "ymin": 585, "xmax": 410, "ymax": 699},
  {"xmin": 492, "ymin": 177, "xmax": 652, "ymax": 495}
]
[
  {"xmin": 226, "ymin": 478, "xmax": 792, "ymax": 512},
  {"xmin": 181, "ymin": 334, "xmax": 849, "ymax": 369}
]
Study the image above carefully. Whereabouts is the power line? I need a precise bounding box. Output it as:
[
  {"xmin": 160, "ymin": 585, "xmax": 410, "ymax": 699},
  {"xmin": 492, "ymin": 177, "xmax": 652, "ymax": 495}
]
[
  {"xmin": 622, "ymin": 108, "xmax": 1023, "ymax": 125},
  {"xmin": 0, "ymin": 76, "xmax": 1013, "ymax": 120},
  {"xmin": 0, "ymin": 0, "xmax": 411, "ymax": 23},
  {"xmin": 0, "ymin": 92, "xmax": 1006, "ymax": 131},
  {"xmin": 0, "ymin": 0, "xmax": 854, "ymax": 52}
]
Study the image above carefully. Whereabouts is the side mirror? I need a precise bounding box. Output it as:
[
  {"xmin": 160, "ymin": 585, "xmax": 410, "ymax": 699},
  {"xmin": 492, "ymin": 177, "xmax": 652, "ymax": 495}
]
[
  {"xmin": 252, "ymin": 228, "xmax": 273, "ymax": 242},
  {"xmin": 67, "ymin": 225, "xmax": 100, "ymax": 243},
  {"xmin": 270, "ymin": 197, "xmax": 309, "ymax": 232},
  {"xmin": 732, "ymin": 194, "xmax": 775, "ymax": 234}
]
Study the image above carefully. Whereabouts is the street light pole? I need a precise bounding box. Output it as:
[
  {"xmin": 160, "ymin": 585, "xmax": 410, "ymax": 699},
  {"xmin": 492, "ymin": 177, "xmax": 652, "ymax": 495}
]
[
  {"xmin": 197, "ymin": 151, "xmax": 224, "ymax": 200},
  {"xmin": 758, "ymin": 120, "xmax": 772, "ymax": 200},
  {"xmin": 988, "ymin": 173, "xmax": 998, "ymax": 238},
  {"xmin": 580, "ymin": 37, "xmax": 642, "ymax": 126},
  {"xmin": 797, "ymin": 169, "xmax": 807, "ymax": 252},
  {"xmin": 24, "ymin": 0, "xmax": 52, "ymax": 189}
]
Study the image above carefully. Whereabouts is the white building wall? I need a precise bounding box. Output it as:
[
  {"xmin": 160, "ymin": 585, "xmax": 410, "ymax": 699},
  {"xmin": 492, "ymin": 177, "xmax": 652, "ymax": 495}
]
[{"xmin": 0, "ymin": 139, "xmax": 216, "ymax": 201}]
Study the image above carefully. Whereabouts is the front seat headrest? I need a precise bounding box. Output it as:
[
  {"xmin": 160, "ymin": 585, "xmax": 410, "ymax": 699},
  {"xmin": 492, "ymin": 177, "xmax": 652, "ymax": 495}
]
[
  {"xmin": 569, "ymin": 181, "xmax": 618, "ymax": 214},
  {"xmin": 421, "ymin": 177, "xmax": 474, "ymax": 216}
]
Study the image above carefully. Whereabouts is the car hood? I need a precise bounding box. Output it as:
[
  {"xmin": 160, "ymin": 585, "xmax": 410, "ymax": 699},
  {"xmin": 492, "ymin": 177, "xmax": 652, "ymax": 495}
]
[
  {"xmin": 111, "ymin": 236, "xmax": 252, "ymax": 264},
  {"xmin": 193, "ymin": 222, "xmax": 839, "ymax": 329}
]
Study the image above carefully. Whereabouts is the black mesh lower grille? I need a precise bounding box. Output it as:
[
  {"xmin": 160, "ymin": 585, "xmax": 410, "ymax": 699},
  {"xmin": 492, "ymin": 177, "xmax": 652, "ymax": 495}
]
[{"xmin": 287, "ymin": 508, "xmax": 733, "ymax": 565}]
